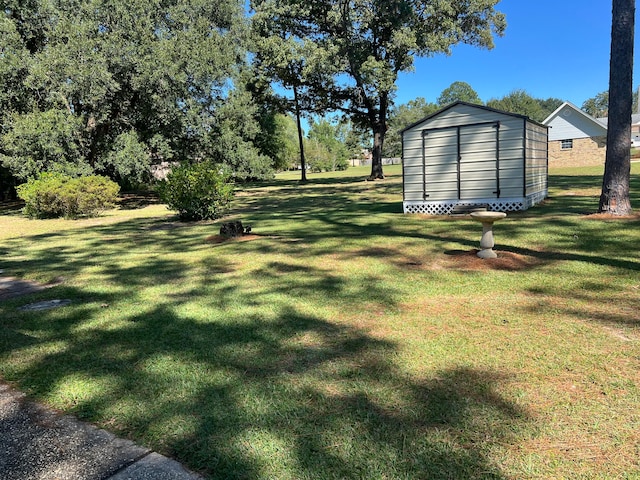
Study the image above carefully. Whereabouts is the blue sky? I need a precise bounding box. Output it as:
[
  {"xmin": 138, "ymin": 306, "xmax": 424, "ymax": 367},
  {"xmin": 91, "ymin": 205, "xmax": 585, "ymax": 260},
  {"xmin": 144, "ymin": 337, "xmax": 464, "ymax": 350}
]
[{"xmin": 394, "ymin": 0, "xmax": 639, "ymax": 108}]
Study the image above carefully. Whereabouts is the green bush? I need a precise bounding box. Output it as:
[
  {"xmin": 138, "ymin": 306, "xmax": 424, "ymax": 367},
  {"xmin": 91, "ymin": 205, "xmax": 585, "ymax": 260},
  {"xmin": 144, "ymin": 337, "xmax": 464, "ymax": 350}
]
[
  {"xmin": 17, "ymin": 173, "xmax": 120, "ymax": 219},
  {"xmin": 309, "ymin": 156, "xmax": 350, "ymax": 173},
  {"xmin": 158, "ymin": 162, "xmax": 234, "ymax": 221}
]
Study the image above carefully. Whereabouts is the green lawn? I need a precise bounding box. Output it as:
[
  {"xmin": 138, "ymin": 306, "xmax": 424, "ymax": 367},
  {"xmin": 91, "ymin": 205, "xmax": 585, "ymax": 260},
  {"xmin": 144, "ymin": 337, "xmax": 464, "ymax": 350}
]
[{"xmin": 1, "ymin": 164, "xmax": 639, "ymax": 479}]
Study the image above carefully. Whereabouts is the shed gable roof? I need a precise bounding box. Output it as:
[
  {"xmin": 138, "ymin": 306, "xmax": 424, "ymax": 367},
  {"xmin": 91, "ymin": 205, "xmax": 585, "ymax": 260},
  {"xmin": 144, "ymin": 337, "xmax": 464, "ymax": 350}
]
[
  {"xmin": 542, "ymin": 102, "xmax": 607, "ymax": 141},
  {"xmin": 400, "ymin": 101, "xmax": 543, "ymax": 135}
]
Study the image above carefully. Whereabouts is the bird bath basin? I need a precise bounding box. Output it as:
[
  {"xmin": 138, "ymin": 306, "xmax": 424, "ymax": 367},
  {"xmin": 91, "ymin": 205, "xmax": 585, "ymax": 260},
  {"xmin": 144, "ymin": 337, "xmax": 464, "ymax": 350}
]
[{"xmin": 470, "ymin": 211, "xmax": 507, "ymax": 259}]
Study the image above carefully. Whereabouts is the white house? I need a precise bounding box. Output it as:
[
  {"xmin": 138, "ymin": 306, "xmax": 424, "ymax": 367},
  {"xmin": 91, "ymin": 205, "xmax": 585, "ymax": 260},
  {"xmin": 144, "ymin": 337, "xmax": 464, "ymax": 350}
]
[
  {"xmin": 401, "ymin": 102, "xmax": 548, "ymax": 215},
  {"xmin": 542, "ymin": 102, "xmax": 608, "ymax": 165},
  {"xmin": 597, "ymin": 113, "xmax": 640, "ymax": 145}
]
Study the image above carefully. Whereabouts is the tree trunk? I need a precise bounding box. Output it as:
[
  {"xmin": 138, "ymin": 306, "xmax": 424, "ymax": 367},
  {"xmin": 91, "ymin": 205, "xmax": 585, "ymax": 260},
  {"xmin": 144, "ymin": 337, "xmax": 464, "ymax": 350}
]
[
  {"xmin": 293, "ymin": 84, "xmax": 307, "ymax": 183},
  {"xmin": 599, "ymin": 0, "xmax": 635, "ymax": 214},
  {"xmin": 368, "ymin": 124, "xmax": 385, "ymax": 180},
  {"xmin": 368, "ymin": 93, "xmax": 389, "ymax": 180}
]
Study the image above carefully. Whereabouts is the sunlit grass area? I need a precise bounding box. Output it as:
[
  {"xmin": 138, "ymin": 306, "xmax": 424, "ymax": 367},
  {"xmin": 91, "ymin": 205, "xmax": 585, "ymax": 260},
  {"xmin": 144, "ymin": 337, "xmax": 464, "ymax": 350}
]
[{"xmin": 1, "ymin": 164, "xmax": 639, "ymax": 479}]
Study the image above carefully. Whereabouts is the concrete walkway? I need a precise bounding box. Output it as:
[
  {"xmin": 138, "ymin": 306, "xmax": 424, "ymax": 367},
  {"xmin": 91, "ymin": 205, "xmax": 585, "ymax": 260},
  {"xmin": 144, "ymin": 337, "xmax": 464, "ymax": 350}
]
[{"xmin": 0, "ymin": 276, "xmax": 205, "ymax": 480}]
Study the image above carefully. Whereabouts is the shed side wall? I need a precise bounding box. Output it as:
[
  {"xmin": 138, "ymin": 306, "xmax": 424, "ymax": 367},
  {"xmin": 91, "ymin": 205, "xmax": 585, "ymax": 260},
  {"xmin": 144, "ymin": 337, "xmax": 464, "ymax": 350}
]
[{"xmin": 524, "ymin": 122, "xmax": 548, "ymax": 199}]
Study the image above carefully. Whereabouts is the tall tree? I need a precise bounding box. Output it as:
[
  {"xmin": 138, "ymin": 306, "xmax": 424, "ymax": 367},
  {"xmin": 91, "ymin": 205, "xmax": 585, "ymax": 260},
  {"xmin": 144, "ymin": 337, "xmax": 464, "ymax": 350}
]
[
  {"xmin": 383, "ymin": 97, "xmax": 438, "ymax": 157},
  {"xmin": 582, "ymin": 91, "xmax": 610, "ymax": 118},
  {"xmin": 486, "ymin": 90, "xmax": 545, "ymax": 122},
  {"xmin": 437, "ymin": 81, "xmax": 482, "ymax": 106},
  {"xmin": 0, "ymin": 11, "xmax": 35, "ymax": 196},
  {"xmin": 252, "ymin": 0, "xmax": 505, "ymax": 180},
  {"xmin": 599, "ymin": 0, "xmax": 634, "ymax": 215},
  {"xmin": 0, "ymin": 0, "xmax": 265, "ymax": 184},
  {"xmin": 538, "ymin": 97, "xmax": 565, "ymax": 120},
  {"xmin": 486, "ymin": 91, "xmax": 562, "ymax": 122},
  {"xmin": 251, "ymin": 9, "xmax": 337, "ymax": 182},
  {"xmin": 582, "ymin": 89, "xmax": 639, "ymax": 118}
]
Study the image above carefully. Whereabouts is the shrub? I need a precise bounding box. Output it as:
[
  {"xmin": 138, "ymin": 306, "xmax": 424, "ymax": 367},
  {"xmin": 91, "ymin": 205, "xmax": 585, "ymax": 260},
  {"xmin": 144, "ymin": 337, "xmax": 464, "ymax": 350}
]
[
  {"xmin": 158, "ymin": 162, "xmax": 234, "ymax": 221},
  {"xmin": 73, "ymin": 175, "xmax": 120, "ymax": 216},
  {"xmin": 17, "ymin": 173, "xmax": 120, "ymax": 219},
  {"xmin": 309, "ymin": 156, "xmax": 350, "ymax": 173}
]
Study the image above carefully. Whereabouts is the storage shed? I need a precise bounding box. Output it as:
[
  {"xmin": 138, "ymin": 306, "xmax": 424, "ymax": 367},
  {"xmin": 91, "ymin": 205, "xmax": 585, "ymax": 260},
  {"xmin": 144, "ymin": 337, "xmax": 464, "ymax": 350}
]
[{"xmin": 401, "ymin": 102, "xmax": 548, "ymax": 215}]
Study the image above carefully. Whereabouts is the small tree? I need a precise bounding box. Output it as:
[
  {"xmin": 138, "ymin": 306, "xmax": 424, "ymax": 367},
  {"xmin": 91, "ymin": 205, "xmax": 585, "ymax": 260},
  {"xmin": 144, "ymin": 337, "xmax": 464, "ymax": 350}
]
[
  {"xmin": 159, "ymin": 162, "xmax": 234, "ymax": 221},
  {"xmin": 307, "ymin": 118, "xmax": 351, "ymax": 171},
  {"xmin": 268, "ymin": 114, "xmax": 301, "ymax": 171}
]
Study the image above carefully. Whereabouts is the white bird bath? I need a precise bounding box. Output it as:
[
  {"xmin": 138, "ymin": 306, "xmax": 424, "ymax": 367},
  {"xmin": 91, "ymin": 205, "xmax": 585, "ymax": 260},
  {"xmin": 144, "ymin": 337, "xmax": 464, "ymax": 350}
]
[{"xmin": 470, "ymin": 211, "xmax": 507, "ymax": 259}]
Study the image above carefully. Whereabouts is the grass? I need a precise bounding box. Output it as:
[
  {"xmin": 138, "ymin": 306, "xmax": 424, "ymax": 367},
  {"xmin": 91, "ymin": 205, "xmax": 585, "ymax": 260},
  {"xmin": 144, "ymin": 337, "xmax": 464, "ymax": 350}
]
[{"xmin": 1, "ymin": 164, "xmax": 639, "ymax": 479}]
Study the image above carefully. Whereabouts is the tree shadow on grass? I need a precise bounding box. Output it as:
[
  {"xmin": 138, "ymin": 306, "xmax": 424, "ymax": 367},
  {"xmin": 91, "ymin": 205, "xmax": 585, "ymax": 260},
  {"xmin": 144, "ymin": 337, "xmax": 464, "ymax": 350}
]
[
  {"xmin": 117, "ymin": 192, "xmax": 162, "ymax": 210},
  {"xmin": 0, "ymin": 290, "xmax": 529, "ymax": 479},
  {"xmin": 247, "ymin": 170, "xmax": 403, "ymax": 190},
  {"xmin": 522, "ymin": 279, "xmax": 640, "ymax": 330},
  {"xmin": 5, "ymin": 170, "xmax": 640, "ymax": 478},
  {"xmin": 0, "ymin": 200, "xmax": 24, "ymax": 216},
  {"xmin": 539, "ymin": 172, "xmax": 640, "ymax": 216}
]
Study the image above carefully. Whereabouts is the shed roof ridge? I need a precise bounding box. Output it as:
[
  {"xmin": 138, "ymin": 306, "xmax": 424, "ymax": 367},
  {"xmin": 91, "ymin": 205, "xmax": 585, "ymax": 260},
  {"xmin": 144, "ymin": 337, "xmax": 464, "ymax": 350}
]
[{"xmin": 400, "ymin": 101, "xmax": 545, "ymax": 135}]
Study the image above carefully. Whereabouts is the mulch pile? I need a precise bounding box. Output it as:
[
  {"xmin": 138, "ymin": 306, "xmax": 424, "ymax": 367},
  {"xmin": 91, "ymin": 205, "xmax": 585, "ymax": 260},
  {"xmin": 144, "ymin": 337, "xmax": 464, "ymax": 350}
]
[{"xmin": 440, "ymin": 249, "xmax": 543, "ymax": 271}]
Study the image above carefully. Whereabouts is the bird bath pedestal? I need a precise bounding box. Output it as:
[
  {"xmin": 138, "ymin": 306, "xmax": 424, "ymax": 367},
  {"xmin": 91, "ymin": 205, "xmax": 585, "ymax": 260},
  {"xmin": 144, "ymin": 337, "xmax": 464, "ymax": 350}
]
[{"xmin": 470, "ymin": 211, "xmax": 507, "ymax": 259}]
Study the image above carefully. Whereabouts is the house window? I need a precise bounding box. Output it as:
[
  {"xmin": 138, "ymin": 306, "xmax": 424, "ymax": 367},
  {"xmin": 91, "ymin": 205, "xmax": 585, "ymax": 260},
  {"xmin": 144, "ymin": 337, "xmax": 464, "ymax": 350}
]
[{"xmin": 561, "ymin": 139, "xmax": 573, "ymax": 150}]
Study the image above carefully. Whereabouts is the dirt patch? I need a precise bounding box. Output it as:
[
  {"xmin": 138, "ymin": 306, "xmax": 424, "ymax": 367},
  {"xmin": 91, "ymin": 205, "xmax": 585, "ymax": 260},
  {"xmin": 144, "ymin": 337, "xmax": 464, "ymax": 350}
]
[{"xmin": 438, "ymin": 249, "xmax": 544, "ymax": 271}]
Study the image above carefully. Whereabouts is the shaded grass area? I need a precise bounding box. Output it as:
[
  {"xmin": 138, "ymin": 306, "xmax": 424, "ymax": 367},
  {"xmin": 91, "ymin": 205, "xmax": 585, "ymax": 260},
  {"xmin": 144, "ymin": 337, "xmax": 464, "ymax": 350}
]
[{"xmin": 0, "ymin": 164, "xmax": 639, "ymax": 478}]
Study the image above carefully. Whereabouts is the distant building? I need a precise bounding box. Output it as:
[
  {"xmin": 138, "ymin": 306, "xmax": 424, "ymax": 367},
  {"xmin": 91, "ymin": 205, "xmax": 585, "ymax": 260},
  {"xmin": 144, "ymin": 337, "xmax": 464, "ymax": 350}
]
[
  {"xmin": 543, "ymin": 102, "xmax": 608, "ymax": 166},
  {"xmin": 597, "ymin": 114, "xmax": 640, "ymax": 145}
]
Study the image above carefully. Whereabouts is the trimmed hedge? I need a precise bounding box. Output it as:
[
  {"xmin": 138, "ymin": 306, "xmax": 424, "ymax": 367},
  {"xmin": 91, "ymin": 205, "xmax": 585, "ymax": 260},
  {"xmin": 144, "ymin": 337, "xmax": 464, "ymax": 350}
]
[
  {"xmin": 158, "ymin": 162, "xmax": 234, "ymax": 221},
  {"xmin": 17, "ymin": 173, "xmax": 120, "ymax": 219}
]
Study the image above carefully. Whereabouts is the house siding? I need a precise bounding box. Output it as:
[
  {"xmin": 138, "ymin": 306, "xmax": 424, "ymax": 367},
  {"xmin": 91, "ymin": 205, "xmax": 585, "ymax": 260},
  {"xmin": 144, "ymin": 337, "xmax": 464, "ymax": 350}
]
[{"xmin": 545, "ymin": 104, "xmax": 607, "ymax": 141}]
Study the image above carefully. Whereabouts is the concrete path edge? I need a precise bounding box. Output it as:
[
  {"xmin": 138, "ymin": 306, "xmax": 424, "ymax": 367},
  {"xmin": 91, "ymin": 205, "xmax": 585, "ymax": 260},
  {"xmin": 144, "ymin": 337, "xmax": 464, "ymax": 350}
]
[{"xmin": 0, "ymin": 273, "xmax": 206, "ymax": 479}]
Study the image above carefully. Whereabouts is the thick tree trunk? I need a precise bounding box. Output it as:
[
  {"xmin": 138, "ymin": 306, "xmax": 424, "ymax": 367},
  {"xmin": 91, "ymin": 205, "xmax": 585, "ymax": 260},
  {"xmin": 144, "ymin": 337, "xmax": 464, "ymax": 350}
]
[
  {"xmin": 293, "ymin": 84, "xmax": 307, "ymax": 182},
  {"xmin": 599, "ymin": 0, "xmax": 634, "ymax": 214},
  {"xmin": 368, "ymin": 125, "xmax": 385, "ymax": 180}
]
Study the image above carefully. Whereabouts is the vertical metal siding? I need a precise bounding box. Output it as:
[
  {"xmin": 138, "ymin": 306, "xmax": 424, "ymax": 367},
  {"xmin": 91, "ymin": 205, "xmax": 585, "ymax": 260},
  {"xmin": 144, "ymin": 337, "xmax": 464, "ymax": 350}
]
[
  {"xmin": 401, "ymin": 130, "xmax": 406, "ymax": 199},
  {"xmin": 522, "ymin": 120, "xmax": 527, "ymax": 197},
  {"xmin": 524, "ymin": 121, "xmax": 549, "ymax": 198},
  {"xmin": 456, "ymin": 127, "xmax": 461, "ymax": 199},
  {"xmin": 402, "ymin": 103, "xmax": 548, "ymax": 208},
  {"xmin": 495, "ymin": 122, "xmax": 501, "ymax": 197}
]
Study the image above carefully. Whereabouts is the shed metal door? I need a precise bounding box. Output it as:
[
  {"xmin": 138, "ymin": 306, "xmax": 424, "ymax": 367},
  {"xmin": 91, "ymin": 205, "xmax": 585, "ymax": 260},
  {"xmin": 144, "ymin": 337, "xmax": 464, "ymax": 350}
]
[{"xmin": 421, "ymin": 121, "xmax": 500, "ymax": 201}]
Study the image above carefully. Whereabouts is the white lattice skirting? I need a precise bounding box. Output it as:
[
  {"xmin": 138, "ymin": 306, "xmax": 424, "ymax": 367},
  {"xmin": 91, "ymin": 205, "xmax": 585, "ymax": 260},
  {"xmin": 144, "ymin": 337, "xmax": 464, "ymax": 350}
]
[{"xmin": 403, "ymin": 191, "xmax": 547, "ymax": 215}]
